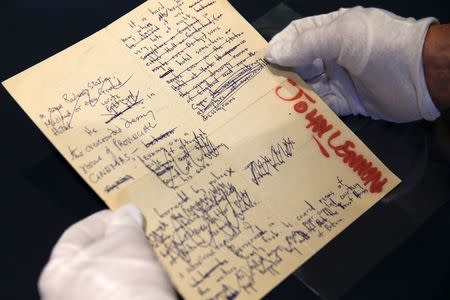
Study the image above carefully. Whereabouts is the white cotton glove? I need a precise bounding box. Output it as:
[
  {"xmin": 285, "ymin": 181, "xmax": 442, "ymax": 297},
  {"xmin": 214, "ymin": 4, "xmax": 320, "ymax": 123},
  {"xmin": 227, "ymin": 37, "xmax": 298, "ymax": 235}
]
[
  {"xmin": 38, "ymin": 204, "xmax": 176, "ymax": 300},
  {"xmin": 265, "ymin": 6, "xmax": 440, "ymax": 123}
]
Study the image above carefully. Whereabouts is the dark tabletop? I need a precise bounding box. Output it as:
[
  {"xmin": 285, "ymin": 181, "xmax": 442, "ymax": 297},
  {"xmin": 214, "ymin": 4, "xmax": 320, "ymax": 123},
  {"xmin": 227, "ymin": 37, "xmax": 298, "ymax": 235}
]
[{"xmin": 0, "ymin": 1, "xmax": 449, "ymax": 299}]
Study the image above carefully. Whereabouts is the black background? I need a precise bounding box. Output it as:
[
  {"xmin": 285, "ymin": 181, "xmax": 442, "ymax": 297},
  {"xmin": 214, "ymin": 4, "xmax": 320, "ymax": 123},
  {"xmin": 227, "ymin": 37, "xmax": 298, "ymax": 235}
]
[{"xmin": 0, "ymin": 1, "xmax": 449, "ymax": 299}]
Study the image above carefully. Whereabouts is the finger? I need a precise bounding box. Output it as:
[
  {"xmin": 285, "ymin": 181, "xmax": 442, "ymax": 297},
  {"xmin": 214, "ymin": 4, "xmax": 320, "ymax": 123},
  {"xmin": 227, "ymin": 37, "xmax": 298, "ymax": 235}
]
[
  {"xmin": 105, "ymin": 203, "xmax": 145, "ymax": 236},
  {"xmin": 306, "ymin": 73, "xmax": 333, "ymax": 97},
  {"xmin": 265, "ymin": 9, "xmax": 348, "ymax": 66},
  {"xmin": 295, "ymin": 58, "xmax": 325, "ymax": 80},
  {"xmin": 265, "ymin": 23, "xmax": 340, "ymax": 67},
  {"xmin": 293, "ymin": 8, "xmax": 349, "ymax": 30},
  {"xmin": 322, "ymin": 93, "xmax": 353, "ymax": 116},
  {"xmin": 268, "ymin": 8, "xmax": 348, "ymax": 46},
  {"xmin": 50, "ymin": 210, "xmax": 112, "ymax": 259},
  {"xmin": 102, "ymin": 204, "xmax": 156, "ymax": 261}
]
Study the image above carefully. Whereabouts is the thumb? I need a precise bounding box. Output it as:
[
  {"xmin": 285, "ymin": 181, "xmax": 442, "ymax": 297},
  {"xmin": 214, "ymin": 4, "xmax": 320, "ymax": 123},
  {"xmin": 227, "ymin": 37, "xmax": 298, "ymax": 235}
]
[
  {"xmin": 265, "ymin": 23, "xmax": 339, "ymax": 67},
  {"xmin": 105, "ymin": 204, "xmax": 146, "ymax": 236},
  {"xmin": 267, "ymin": 8, "xmax": 348, "ymax": 47}
]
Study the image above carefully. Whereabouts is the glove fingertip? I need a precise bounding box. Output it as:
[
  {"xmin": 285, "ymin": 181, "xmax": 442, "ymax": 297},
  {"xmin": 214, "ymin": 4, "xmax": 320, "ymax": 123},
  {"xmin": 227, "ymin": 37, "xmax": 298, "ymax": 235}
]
[
  {"xmin": 264, "ymin": 42, "xmax": 296, "ymax": 66},
  {"xmin": 108, "ymin": 204, "xmax": 146, "ymax": 234},
  {"xmin": 120, "ymin": 203, "xmax": 145, "ymax": 227},
  {"xmin": 264, "ymin": 45, "xmax": 275, "ymax": 63}
]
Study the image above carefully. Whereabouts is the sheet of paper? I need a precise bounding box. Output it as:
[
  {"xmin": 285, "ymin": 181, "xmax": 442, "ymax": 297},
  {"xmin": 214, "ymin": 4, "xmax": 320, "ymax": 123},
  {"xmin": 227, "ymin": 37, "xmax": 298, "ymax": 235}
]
[{"xmin": 3, "ymin": 0, "xmax": 400, "ymax": 299}]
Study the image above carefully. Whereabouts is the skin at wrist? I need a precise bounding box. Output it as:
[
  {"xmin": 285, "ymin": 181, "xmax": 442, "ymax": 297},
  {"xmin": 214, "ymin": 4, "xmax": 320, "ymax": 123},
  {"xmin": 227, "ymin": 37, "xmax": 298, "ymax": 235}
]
[{"xmin": 423, "ymin": 24, "xmax": 450, "ymax": 112}]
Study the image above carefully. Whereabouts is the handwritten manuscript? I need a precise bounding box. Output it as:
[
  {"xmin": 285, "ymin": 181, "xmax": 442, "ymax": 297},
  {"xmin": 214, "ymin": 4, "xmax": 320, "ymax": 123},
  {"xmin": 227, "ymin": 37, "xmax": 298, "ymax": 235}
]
[{"xmin": 3, "ymin": 0, "xmax": 400, "ymax": 299}]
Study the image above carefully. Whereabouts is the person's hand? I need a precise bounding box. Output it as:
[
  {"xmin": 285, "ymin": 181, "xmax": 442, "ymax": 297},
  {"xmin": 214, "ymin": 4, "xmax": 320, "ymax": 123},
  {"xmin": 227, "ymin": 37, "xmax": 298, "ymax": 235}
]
[
  {"xmin": 38, "ymin": 204, "xmax": 176, "ymax": 300},
  {"xmin": 265, "ymin": 6, "xmax": 441, "ymax": 123}
]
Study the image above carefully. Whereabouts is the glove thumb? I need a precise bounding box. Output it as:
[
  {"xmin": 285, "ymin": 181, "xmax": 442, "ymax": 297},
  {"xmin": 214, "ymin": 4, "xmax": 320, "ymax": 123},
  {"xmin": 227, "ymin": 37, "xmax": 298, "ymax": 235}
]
[
  {"xmin": 265, "ymin": 10, "xmax": 349, "ymax": 67},
  {"xmin": 105, "ymin": 204, "xmax": 145, "ymax": 236}
]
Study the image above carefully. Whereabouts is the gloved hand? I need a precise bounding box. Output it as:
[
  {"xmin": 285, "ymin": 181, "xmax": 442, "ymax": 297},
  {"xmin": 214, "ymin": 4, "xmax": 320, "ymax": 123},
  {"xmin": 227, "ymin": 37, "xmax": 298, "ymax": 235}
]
[
  {"xmin": 38, "ymin": 204, "xmax": 176, "ymax": 300},
  {"xmin": 265, "ymin": 6, "xmax": 441, "ymax": 123}
]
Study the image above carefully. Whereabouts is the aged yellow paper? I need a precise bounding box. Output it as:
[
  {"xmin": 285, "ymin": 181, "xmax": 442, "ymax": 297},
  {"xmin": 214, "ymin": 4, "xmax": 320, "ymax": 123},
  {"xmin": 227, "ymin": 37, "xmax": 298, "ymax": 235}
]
[{"xmin": 3, "ymin": 0, "xmax": 400, "ymax": 299}]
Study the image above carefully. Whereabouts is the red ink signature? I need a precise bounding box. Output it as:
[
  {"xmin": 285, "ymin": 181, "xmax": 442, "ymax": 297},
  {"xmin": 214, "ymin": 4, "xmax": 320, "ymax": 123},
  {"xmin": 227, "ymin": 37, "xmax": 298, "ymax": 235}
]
[{"xmin": 275, "ymin": 79, "xmax": 388, "ymax": 193}]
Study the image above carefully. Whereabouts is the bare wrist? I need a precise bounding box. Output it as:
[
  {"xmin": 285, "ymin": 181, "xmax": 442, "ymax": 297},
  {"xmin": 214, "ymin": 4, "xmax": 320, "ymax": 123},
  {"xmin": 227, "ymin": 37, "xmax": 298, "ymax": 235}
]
[{"xmin": 423, "ymin": 24, "xmax": 450, "ymax": 112}]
